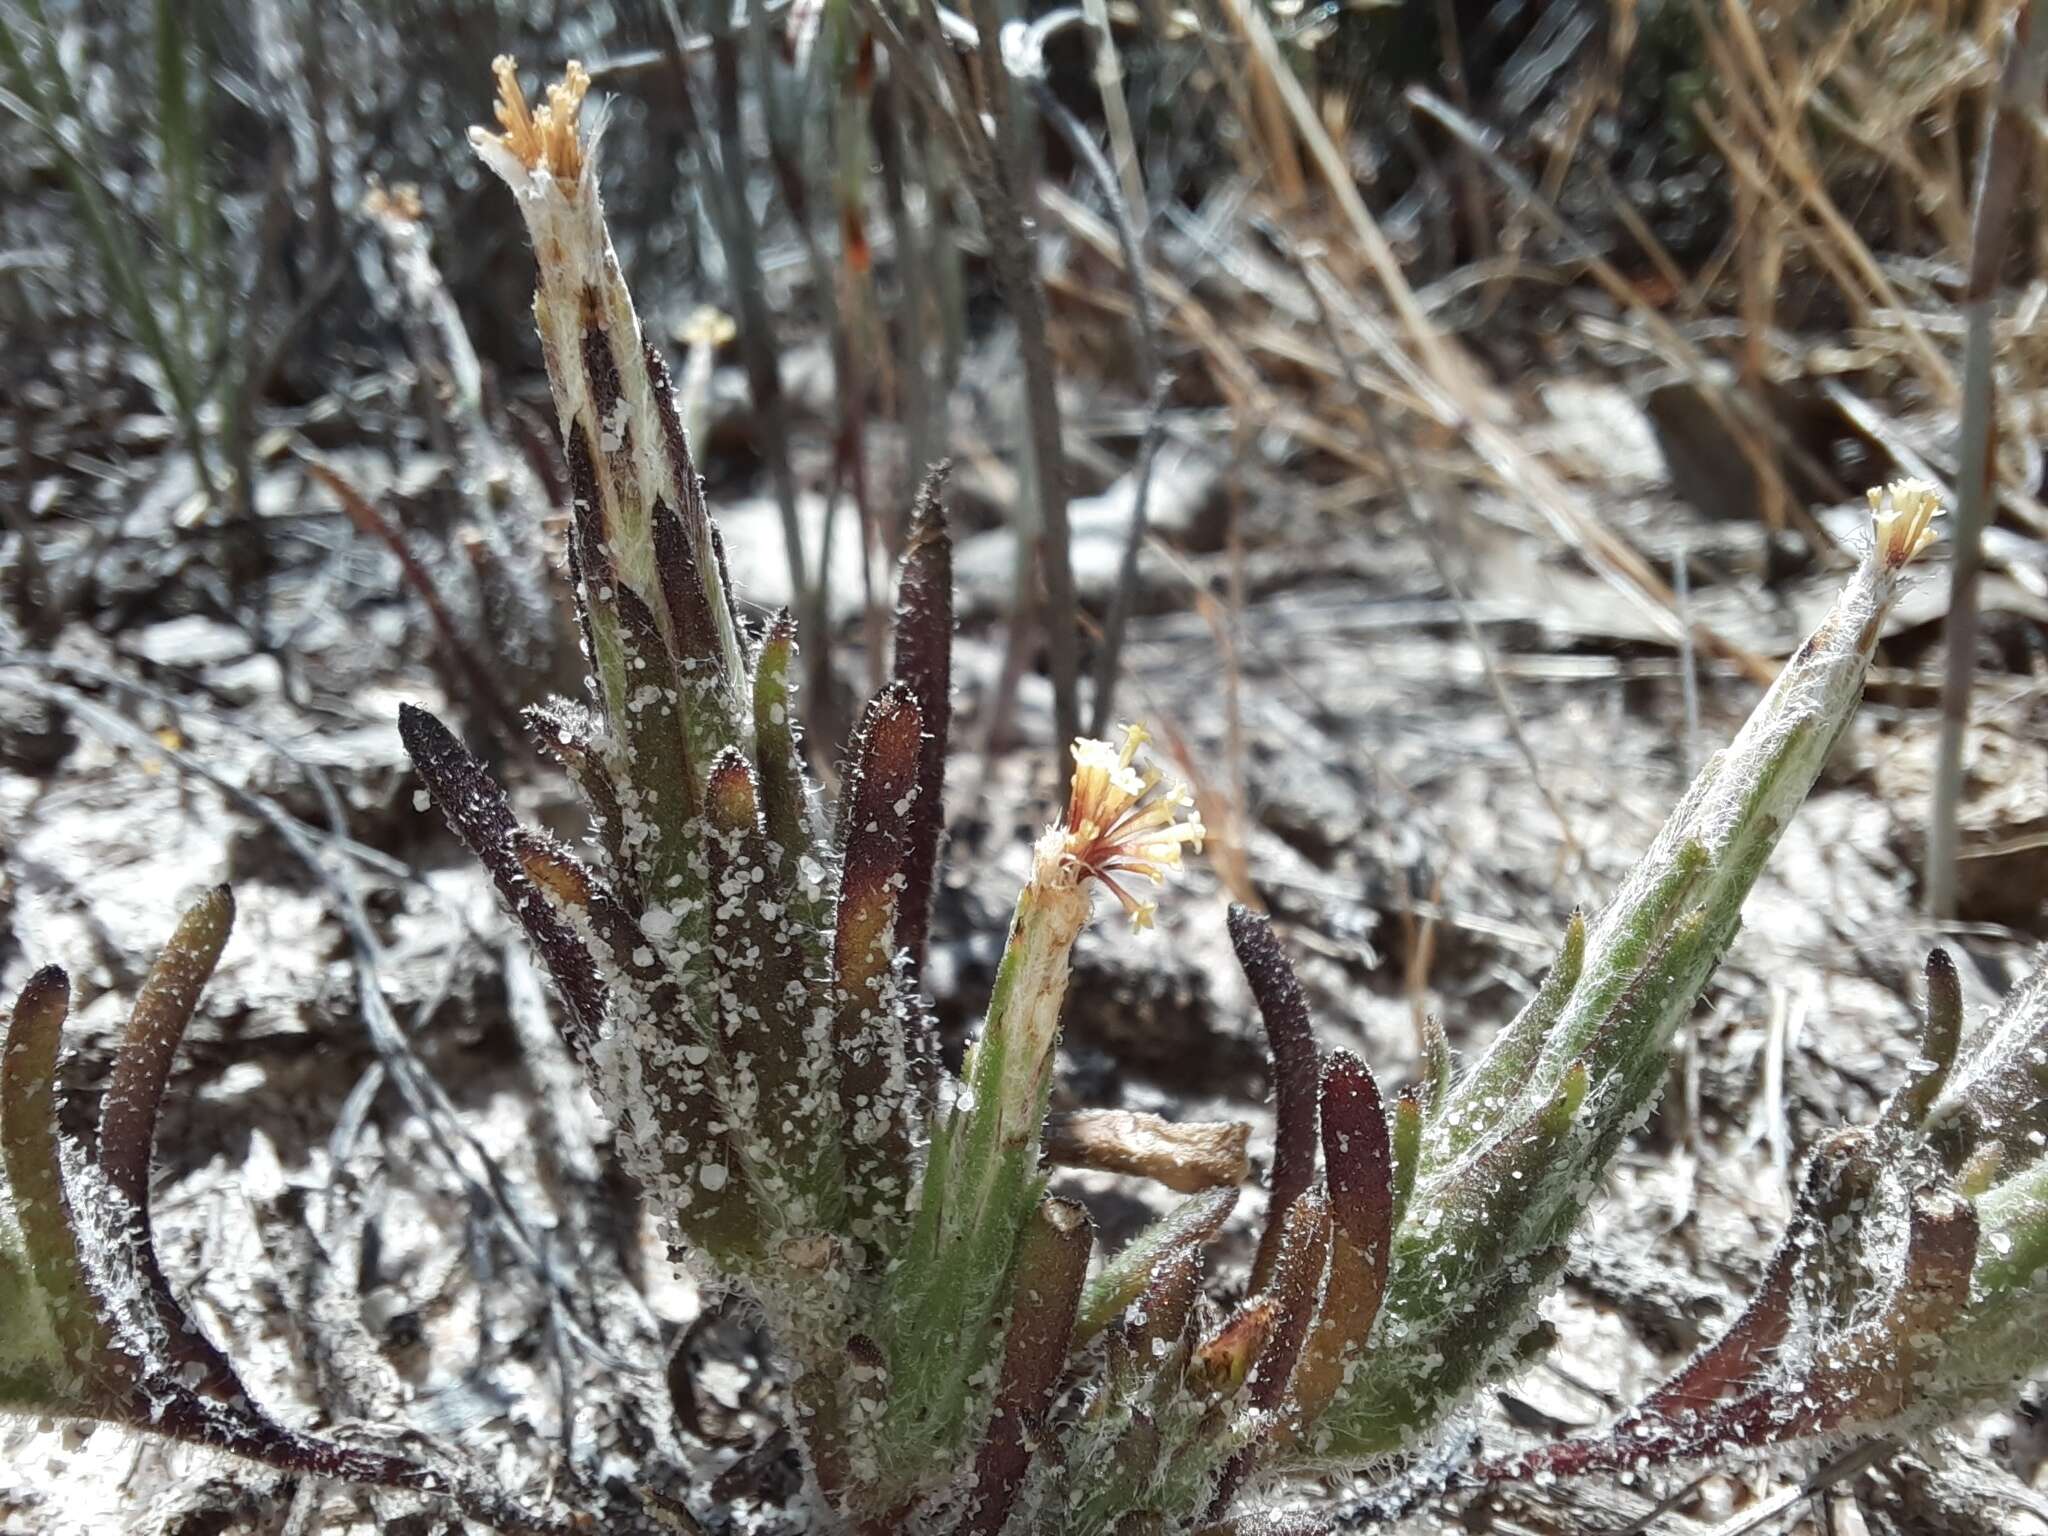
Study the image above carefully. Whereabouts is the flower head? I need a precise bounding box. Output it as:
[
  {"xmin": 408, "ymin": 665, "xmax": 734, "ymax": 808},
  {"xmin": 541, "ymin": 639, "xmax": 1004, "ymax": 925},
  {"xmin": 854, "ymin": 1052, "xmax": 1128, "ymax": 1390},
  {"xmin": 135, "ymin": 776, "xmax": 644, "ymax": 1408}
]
[
  {"xmin": 480, "ymin": 56, "xmax": 590, "ymax": 182},
  {"xmin": 1869, "ymin": 478, "xmax": 1945, "ymax": 571},
  {"xmin": 1038, "ymin": 724, "xmax": 1205, "ymax": 929}
]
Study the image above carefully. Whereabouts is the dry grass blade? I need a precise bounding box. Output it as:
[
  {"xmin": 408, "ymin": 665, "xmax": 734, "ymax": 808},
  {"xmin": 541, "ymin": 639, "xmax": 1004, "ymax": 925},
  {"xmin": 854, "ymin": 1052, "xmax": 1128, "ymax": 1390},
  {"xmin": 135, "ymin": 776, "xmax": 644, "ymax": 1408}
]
[
  {"xmin": 1278, "ymin": 230, "xmax": 1585, "ymax": 868},
  {"xmin": 1006, "ymin": 15, "xmax": 1165, "ymax": 741},
  {"xmin": 1198, "ymin": 49, "xmax": 1777, "ymax": 681},
  {"xmin": 1214, "ymin": 0, "xmax": 1469, "ymax": 395},
  {"xmin": 1044, "ymin": 1109, "xmax": 1250, "ymax": 1193},
  {"xmin": 854, "ymin": 1, "xmax": 1081, "ymax": 774},
  {"xmin": 1929, "ymin": 0, "xmax": 2048, "ymax": 919}
]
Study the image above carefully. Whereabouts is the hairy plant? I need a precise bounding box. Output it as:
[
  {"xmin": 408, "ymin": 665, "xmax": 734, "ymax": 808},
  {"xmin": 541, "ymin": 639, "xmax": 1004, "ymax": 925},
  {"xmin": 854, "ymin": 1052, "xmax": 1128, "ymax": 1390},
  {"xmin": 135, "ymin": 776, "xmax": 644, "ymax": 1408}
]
[
  {"xmin": 5, "ymin": 50, "xmax": 2032, "ymax": 1536},
  {"xmin": 1492, "ymin": 939, "xmax": 2048, "ymax": 1483},
  {"xmin": 398, "ymin": 58, "xmax": 2000, "ymax": 1533},
  {"xmin": 0, "ymin": 891, "xmax": 589, "ymax": 1535}
]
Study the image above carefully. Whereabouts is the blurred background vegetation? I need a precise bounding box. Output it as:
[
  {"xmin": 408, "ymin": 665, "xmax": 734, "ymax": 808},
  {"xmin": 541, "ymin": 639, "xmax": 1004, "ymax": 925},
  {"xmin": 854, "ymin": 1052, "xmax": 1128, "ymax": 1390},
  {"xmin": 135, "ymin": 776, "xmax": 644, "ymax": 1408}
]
[{"xmin": 7, "ymin": 0, "xmax": 2031, "ymax": 677}]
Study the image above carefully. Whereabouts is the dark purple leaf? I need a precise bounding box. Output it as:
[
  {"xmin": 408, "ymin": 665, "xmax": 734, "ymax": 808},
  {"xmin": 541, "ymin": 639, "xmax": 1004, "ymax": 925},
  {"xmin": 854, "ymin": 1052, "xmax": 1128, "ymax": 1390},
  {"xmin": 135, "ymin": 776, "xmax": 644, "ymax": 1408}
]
[
  {"xmin": 1228, "ymin": 905, "xmax": 1319, "ymax": 1296},
  {"xmin": 833, "ymin": 683, "xmax": 924, "ymax": 1225},
  {"xmin": 1209, "ymin": 1193, "xmax": 1332, "ymax": 1515},
  {"xmin": 889, "ymin": 463, "xmax": 953, "ymax": 977},
  {"xmin": 98, "ymin": 885, "xmax": 246, "ymax": 1400},
  {"xmin": 1288, "ymin": 1050, "xmax": 1393, "ymax": 1429},
  {"xmin": 955, "ymin": 1197, "xmax": 1091, "ymax": 1536},
  {"xmin": 399, "ymin": 704, "xmax": 605, "ymax": 1057},
  {"xmin": 651, "ymin": 493, "xmax": 724, "ymax": 679},
  {"xmin": 523, "ymin": 700, "xmax": 638, "ymax": 913}
]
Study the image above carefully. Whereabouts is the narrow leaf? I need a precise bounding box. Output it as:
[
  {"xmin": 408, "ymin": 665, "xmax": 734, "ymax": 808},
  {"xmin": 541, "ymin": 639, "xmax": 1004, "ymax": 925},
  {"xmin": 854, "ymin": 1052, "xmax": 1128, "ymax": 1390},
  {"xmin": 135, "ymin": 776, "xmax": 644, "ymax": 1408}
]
[
  {"xmin": 751, "ymin": 612, "xmax": 817, "ymax": 877},
  {"xmin": 1078, "ymin": 1185, "xmax": 1236, "ymax": 1343},
  {"xmin": 1388, "ymin": 1087, "xmax": 1422, "ymax": 1232},
  {"xmin": 1417, "ymin": 1062, "xmax": 1587, "ymax": 1307},
  {"xmin": 1930, "ymin": 949, "xmax": 2048, "ymax": 1174},
  {"xmin": 1796, "ymin": 1186, "xmax": 1977, "ymax": 1431},
  {"xmin": 1315, "ymin": 1244, "xmax": 1570, "ymax": 1460},
  {"xmin": 523, "ymin": 699, "xmax": 638, "ymax": 912},
  {"xmin": 1289, "ymin": 1051, "xmax": 1394, "ymax": 1430},
  {"xmin": 1320, "ymin": 1051, "xmax": 1395, "ymax": 1263},
  {"xmin": 644, "ymin": 333, "xmax": 744, "ymax": 683},
  {"xmin": 834, "ymin": 683, "xmax": 925, "ymax": 1229},
  {"xmin": 613, "ymin": 578, "xmax": 705, "ymax": 855},
  {"xmin": 1443, "ymin": 910, "xmax": 1584, "ymax": 1159},
  {"xmin": 1, "ymin": 966, "xmax": 111, "ymax": 1380},
  {"xmin": 99, "ymin": 885, "xmax": 244, "ymax": 1398},
  {"xmin": 1639, "ymin": 1220, "xmax": 1802, "ymax": 1423},
  {"xmin": 1250, "ymin": 1192, "xmax": 1330, "ymax": 1411},
  {"xmin": 1209, "ymin": 1194, "xmax": 1332, "ymax": 1515},
  {"xmin": 890, "ymin": 464, "xmax": 954, "ymax": 977},
  {"xmin": 957, "ymin": 1197, "xmax": 1092, "ymax": 1536},
  {"xmin": 513, "ymin": 827, "xmax": 755, "ymax": 1258},
  {"xmin": 704, "ymin": 748, "xmax": 832, "ymax": 1218},
  {"xmin": 651, "ymin": 491, "xmax": 744, "ymax": 774},
  {"xmin": 1890, "ymin": 946, "xmax": 1962, "ymax": 1128},
  {"xmin": 651, "ymin": 492, "xmax": 725, "ymax": 679},
  {"xmin": 1495, "ymin": 1218, "xmax": 1806, "ymax": 1481},
  {"xmin": 563, "ymin": 417, "xmax": 621, "ymax": 701},
  {"xmin": 1112, "ymin": 1244, "xmax": 1206, "ymax": 1393},
  {"xmin": 835, "ymin": 682, "xmax": 924, "ymax": 1002},
  {"xmin": 1229, "ymin": 905, "xmax": 1318, "ymax": 1296},
  {"xmin": 1418, "ymin": 1014, "xmax": 1451, "ymax": 1116},
  {"xmin": 400, "ymin": 703, "xmax": 605, "ymax": 1056}
]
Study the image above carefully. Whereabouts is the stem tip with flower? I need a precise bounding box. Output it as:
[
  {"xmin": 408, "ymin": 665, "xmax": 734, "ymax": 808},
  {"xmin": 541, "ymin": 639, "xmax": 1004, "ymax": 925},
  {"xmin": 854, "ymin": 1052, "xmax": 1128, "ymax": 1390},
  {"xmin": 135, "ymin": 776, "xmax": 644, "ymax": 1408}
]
[
  {"xmin": 1038, "ymin": 723, "xmax": 1206, "ymax": 930},
  {"xmin": 1870, "ymin": 477, "xmax": 1945, "ymax": 570},
  {"xmin": 480, "ymin": 55, "xmax": 589, "ymax": 181}
]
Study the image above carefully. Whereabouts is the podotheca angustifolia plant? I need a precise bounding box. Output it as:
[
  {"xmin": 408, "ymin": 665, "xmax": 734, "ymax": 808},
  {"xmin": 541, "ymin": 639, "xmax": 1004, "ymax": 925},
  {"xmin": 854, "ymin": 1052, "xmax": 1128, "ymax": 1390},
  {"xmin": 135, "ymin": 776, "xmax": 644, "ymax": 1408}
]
[{"xmin": 9, "ymin": 49, "xmax": 2046, "ymax": 1536}]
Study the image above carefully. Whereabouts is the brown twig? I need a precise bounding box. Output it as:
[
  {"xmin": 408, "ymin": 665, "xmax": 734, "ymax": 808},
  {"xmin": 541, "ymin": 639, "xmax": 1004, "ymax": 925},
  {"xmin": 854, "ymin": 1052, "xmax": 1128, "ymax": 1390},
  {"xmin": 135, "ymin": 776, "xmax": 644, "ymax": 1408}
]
[
  {"xmin": 1010, "ymin": 12, "xmax": 1167, "ymax": 738},
  {"xmin": 1928, "ymin": 0, "xmax": 2048, "ymax": 919}
]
